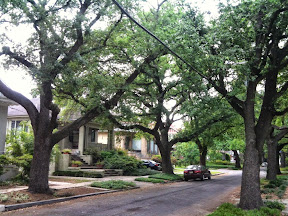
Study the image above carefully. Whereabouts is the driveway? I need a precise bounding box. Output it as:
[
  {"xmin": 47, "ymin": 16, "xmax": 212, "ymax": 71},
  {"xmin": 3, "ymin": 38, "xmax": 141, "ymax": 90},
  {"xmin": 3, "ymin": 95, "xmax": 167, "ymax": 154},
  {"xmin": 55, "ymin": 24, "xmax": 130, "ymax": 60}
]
[{"xmin": 3, "ymin": 170, "xmax": 242, "ymax": 216}]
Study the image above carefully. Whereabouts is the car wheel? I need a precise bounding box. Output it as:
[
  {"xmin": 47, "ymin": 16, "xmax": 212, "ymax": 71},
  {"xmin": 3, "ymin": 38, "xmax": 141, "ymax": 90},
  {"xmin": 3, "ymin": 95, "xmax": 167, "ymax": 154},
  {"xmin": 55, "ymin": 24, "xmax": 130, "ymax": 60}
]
[
  {"xmin": 201, "ymin": 174, "xmax": 204, "ymax": 181},
  {"xmin": 184, "ymin": 178, "xmax": 188, "ymax": 181},
  {"xmin": 208, "ymin": 175, "xmax": 211, "ymax": 180}
]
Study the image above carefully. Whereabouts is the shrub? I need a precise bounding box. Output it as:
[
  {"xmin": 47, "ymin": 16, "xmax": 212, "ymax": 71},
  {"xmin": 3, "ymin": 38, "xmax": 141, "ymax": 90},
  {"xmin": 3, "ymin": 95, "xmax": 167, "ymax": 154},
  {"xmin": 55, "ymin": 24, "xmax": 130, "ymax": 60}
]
[
  {"xmin": 214, "ymin": 160, "xmax": 233, "ymax": 165},
  {"xmin": 83, "ymin": 147, "xmax": 100, "ymax": 163},
  {"xmin": 125, "ymin": 168, "xmax": 159, "ymax": 176},
  {"xmin": 103, "ymin": 154, "xmax": 142, "ymax": 174},
  {"xmin": 71, "ymin": 160, "xmax": 83, "ymax": 166},
  {"xmin": 0, "ymin": 154, "xmax": 9, "ymax": 176},
  {"xmin": 115, "ymin": 148, "xmax": 128, "ymax": 156},
  {"xmin": 53, "ymin": 171, "xmax": 103, "ymax": 178},
  {"xmin": 10, "ymin": 154, "xmax": 33, "ymax": 181},
  {"xmin": 207, "ymin": 202, "xmax": 281, "ymax": 216},
  {"xmin": 149, "ymin": 173, "xmax": 182, "ymax": 181},
  {"xmin": 264, "ymin": 201, "xmax": 285, "ymax": 211},
  {"xmin": 264, "ymin": 179, "xmax": 283, "ymax": 188},
  {"xmin": 151, "ymin": 155, "xmax": 162, "ymax": 163},
  {"xmin": 61, "ymin": 149, "xmax": 72, "ymax": 154},
  {"xmin": 100, "ymin": 150, "xmax": 118, "ymax": 160},
  {"xmin": 91, "ymin": 180, "xmax": 136, "ymax": 189},
  {"xmin": 135, "ymin": 177, "xmax": 165, "ymax": 183},
  {"xmin": 0, "ymin": 194, "xmax": 9, "ymax": 202},
  {"xmin": 12, "ymin": 192, "xmax": 30, "ymax": 203}
]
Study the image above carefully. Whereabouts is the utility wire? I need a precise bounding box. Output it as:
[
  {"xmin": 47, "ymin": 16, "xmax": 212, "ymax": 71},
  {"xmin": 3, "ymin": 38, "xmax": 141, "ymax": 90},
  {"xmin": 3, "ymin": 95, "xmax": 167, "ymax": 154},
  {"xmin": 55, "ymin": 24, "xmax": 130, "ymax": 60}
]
[{"xmin": 112, "ymin": 0, "xmax": 201, "ymax": 75}]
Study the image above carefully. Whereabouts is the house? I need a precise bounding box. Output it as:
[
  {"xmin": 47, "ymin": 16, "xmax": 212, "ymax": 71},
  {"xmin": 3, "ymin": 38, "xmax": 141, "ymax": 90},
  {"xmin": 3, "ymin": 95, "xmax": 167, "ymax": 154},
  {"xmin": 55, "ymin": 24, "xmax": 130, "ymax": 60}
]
[
  {"xmin": 6, "ymin": 98, "xmax": 161, "ymax": 165},
  {"xmin": 7, "ymin": 98, "xmax": 110, "ymax": 157},
  {"xmin": 0, "ymin": 93, "xmax": 18, "ymax": 154},
  {"xmin": 104, "ymin": 128, "xmax": 159, "ymax": 159}
]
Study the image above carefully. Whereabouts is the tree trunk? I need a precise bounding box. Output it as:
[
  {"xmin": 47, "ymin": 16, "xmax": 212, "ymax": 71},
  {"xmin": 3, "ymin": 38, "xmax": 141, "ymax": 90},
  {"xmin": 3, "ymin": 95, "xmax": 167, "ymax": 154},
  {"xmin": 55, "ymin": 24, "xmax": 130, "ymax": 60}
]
[
  {"xmin": 239, "ymin": 84, "xmax": 263, "ymax": 210},
  {"xmin": 196, "ymin": 138, "xmax": 207, "ymax": 166},
  {"xmin": 266, "ymin": 139, "xmax": 277, "ymax": 181},
  {"xmin": 159, "ymin": 144, "xmax": 173, "ymax": 174},
  {"xmin": 276, "ymin": 149, "xmax": 281, "ymax": 174},
  {"xmin": 280, "ymin": 151, "xmax": 286, "ymax": 168},
  {"xmin": 199, "ymin": 146, "xmax": 207, "ymax": 166},
  {"xmin": 239, "ymin": 142, "xmax": 263, "ymax": 209},
  {"xmin": 28, "ymin": 136, "xmax": 53, "ymax": 193},
  {"xmin": 232, "ymin": 150, "xmax": 241, "ymax": 169}
]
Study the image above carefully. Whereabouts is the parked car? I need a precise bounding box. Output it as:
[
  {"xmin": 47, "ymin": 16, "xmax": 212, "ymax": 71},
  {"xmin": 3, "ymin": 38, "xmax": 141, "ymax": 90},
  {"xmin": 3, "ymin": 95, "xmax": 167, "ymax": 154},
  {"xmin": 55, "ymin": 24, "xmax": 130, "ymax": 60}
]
[
  {"xmin": 184, "ymin": 165, "xmax": 211, "ymax": 181},
  {"xmin": 142, "ymin": 160, "xmax": 162, "ymax": 171}
]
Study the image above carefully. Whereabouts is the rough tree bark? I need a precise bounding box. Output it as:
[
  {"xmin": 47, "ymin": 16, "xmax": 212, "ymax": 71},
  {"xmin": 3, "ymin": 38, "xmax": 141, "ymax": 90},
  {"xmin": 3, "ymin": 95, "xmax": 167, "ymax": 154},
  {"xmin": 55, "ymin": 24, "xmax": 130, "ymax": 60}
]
[
  {"xmin": 281, "ymin": 151, "xmax": 286, "ymax": 168},
  {"xmin": 196, "ymin": 138, "xmax": 207, "ymax": 166},
  {"xmin": 232, "ymin": 150, "xmax": 241, "ymax": 169},
  {"xmin": 266, "ymin": 139, "xmax": 278, "ymax": 181},
  {"xmin": 266, "ymin": 127, "xmax": 288, "ymax": 180},
  {"xmin": 158, "ymin": 144, "xmax": 173, "ymax": 174},
  {"xmin": 238, "ymin": 81, "xmax": 264, "ymax": 209}
]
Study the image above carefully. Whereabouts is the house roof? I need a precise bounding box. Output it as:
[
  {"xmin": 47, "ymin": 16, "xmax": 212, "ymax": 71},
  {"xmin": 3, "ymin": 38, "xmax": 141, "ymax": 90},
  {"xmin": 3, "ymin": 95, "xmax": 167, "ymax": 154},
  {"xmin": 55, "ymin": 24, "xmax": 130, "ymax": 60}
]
[
  {"xmin": 0, "ymin": 93, "xmax": 18, "ymax": 106},
  {"xmin": 8, "ymin": 98, "xmax": 40, "ymax": 117}
]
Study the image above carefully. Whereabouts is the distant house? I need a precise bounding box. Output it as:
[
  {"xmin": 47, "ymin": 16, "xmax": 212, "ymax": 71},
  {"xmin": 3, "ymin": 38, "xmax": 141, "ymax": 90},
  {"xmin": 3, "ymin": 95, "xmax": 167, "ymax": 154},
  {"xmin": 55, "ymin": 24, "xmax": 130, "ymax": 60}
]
[
  {"xmin": 7, "ymin": 98, "xmax": 109, "ymax": 156},
  {"xmin": 0, "ymin": 93, "xmax": 18, "ymax": 154},
  {"xmin": 6, "ymin": 98, "xmax": 163, "ymax": 162}
]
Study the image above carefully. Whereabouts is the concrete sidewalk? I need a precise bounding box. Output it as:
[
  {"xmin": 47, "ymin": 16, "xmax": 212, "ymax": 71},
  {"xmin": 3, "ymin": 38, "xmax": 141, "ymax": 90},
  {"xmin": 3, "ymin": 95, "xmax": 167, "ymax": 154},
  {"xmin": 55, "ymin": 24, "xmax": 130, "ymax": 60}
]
[
  {"xmin": 0, "ymin": 175, "xmax": 154, "ymax": 195},
  {"xmin": 0, "ymin": 169, "xmax": 228, "ymax": 194}
]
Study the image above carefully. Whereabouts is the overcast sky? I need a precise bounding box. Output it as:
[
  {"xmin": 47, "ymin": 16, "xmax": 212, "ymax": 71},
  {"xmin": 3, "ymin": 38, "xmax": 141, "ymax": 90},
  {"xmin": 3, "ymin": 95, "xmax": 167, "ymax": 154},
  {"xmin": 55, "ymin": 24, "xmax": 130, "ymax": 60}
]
[{"xmin": 0, "ymin": 0, "xmax": 220, "ymax": 99}]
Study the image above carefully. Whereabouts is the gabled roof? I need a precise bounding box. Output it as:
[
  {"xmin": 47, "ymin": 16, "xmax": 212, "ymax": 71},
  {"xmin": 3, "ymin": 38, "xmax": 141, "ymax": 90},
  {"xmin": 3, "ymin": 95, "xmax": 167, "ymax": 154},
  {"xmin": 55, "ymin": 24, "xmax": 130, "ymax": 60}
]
[
  {"xmin": 0, "ymin": 93, "xmax": 18, "ymax": 106},
  {"xmin": 8, "ymin": 98, "xmax": 40, "ymax": 117}
]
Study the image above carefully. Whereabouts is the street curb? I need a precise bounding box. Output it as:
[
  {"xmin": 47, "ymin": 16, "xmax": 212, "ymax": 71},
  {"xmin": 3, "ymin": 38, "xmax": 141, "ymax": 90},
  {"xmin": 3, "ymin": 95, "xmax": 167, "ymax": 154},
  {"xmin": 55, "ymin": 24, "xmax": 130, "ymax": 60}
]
[{"xmin": 2, "ymin": 186, "xmax": 140, "ymax": 212}]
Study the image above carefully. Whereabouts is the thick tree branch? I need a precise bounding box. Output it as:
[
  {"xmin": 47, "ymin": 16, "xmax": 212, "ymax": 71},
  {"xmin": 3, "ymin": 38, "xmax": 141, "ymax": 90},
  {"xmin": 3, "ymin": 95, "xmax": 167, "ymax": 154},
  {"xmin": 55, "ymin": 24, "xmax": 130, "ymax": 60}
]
[
  {"xmin": 170, "ymin": 114, "xmax": 232, "ymax": 146},
  {"xmin": 0, "ymin": 80, "xmax": 39, "ymax": 130},
  {"xmin": 108, "ymin": 113, "xmax": 155, "ymax": 135},
  {"xmin": 51, "ymin": 52, "xmax": 163, "ymax": 144},
  {"xmin": 1, "ymin": 47, "xmax": 38, "ymax": 70}
]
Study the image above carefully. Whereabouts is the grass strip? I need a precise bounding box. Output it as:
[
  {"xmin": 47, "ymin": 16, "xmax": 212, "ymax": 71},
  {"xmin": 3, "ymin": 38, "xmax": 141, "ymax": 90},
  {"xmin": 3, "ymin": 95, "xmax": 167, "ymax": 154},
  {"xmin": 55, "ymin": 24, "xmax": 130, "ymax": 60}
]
[
  {"xmin": 135, "ymin": 177, "xmax": 165, "ymax": 183},
  {"xmin": 149, "ymin": 173, "xmax": 182, "ymax": 181},
  {"xmin": 90, "ymin": 180, "xmax": 136, "ymax": 190}
]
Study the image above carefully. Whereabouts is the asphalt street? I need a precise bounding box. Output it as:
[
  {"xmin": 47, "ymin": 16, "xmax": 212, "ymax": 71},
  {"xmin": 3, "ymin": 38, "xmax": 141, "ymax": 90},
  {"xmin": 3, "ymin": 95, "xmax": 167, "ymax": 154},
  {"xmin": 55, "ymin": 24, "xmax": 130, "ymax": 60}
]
[{"xmin": 3, "ymin": 170, "xmax": 242, "ymax": 216}]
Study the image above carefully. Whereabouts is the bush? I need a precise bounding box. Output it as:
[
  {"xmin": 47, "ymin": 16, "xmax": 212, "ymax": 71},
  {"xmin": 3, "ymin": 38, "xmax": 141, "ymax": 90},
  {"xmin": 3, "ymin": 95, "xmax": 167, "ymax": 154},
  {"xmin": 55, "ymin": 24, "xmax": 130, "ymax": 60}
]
[
  {"xmin": 0, "ymin": 154, "xmax": 9, "ymax": 176},
  {"xmin": 149, "ymin": 173, "xmax": 182, "ymax": 181},
  {"xmin": 8, "ymin": 154, "xmax": 33, "ymax": 181},
  {"xmin": 71, "ymin": 160, "xmax": 83, "ymax": 166},
  {"xmin": 100, "ymin": 150, "xmax": 118, "ymax": 160},
  {"xmin": 135, "ymin": 177, "xmax": 165, "ymax": 183},
  {"xmin": 53, "ymin": 171, "xmax": 103, "ymax": 178},
  {"xmin": 103, "ymin": 154, "xmax": 142, "ymax": 174},
  {"xmin": 214, "ymin": 160, "xmax": 233, "ymax": 165},
  {"xmin": 83, "ymin": 147, "xmax": 100, "ymax": 163},
  {"xmin": 151, "ymin": 155, "xmax": 162, "ymax": 163},
  {"xmin": 124, "ymin": 168, "xmax": 159, "ymax": 176},
  {"xmin": 207, "ymin": 203, "xmax": 281, "ymax": 216},
  {"xmin": 90, "ymin": 180, "xmax": 136, "ymax": 189},
  {"xmin": 264, "ymin": 201, "xmax": 285, "ymax": 211},
  {"xmin": 264, "ymin": 179, "xmax": 283, "ymax": 189}
]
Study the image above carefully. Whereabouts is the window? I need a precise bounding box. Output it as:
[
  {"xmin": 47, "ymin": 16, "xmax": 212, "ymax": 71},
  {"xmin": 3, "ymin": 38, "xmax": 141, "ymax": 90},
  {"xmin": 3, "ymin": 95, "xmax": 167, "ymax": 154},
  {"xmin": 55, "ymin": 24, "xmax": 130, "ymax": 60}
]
[
  {"xmin": 90, "ymin": 128, "xmax": 96, "ymax": 143},
  {"xmin": 148, "ymin": 140, "xmax": 158, "ymax": 154},
  {"xmin": 10, "ymin": 120, "xmax": 28, "ymax": 132},
  {"xmin": 132, "ymin": 139, "xmax": 141, "ymax": 151}
]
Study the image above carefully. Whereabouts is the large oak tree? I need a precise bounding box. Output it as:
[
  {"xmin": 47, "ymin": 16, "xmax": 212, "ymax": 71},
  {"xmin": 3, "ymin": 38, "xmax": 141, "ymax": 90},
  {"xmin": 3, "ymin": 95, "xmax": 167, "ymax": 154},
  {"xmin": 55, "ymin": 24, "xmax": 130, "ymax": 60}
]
[
  {"xmin": 0, "ymin": 0, "xmax": 157, "ymax": 194},
  {"xmin": 180, "ymin": 0, "xmax": 288, "ymax": 209}
]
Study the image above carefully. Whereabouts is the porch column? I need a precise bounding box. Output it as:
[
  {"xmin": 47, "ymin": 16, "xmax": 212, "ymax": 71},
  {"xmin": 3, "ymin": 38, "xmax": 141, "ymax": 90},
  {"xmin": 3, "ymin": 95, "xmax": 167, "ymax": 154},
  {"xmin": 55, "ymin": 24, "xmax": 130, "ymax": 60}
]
[
  {"xmin": 78, "ymin": 126, "xmax": 85, "ymax": 155},
  {"xmin": 0, "ymin": 105, "xmax": 8, "ymax": 154}
]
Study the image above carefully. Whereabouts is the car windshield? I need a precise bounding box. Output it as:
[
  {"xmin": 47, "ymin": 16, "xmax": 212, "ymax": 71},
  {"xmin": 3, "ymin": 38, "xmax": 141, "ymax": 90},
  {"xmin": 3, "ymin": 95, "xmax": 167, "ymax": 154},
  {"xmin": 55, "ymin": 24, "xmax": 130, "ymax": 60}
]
[{"xmin": 186, "ymin": 165, "xmax": 202, "ymax": 170}]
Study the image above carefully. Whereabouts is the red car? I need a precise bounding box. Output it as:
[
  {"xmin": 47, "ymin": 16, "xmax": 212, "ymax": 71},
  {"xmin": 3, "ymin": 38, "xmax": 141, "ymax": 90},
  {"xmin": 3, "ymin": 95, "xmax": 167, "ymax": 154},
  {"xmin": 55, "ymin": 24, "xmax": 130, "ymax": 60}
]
[{"xmin": 184, "ymin": 165, "xmax": 211, "ymax": 181}]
